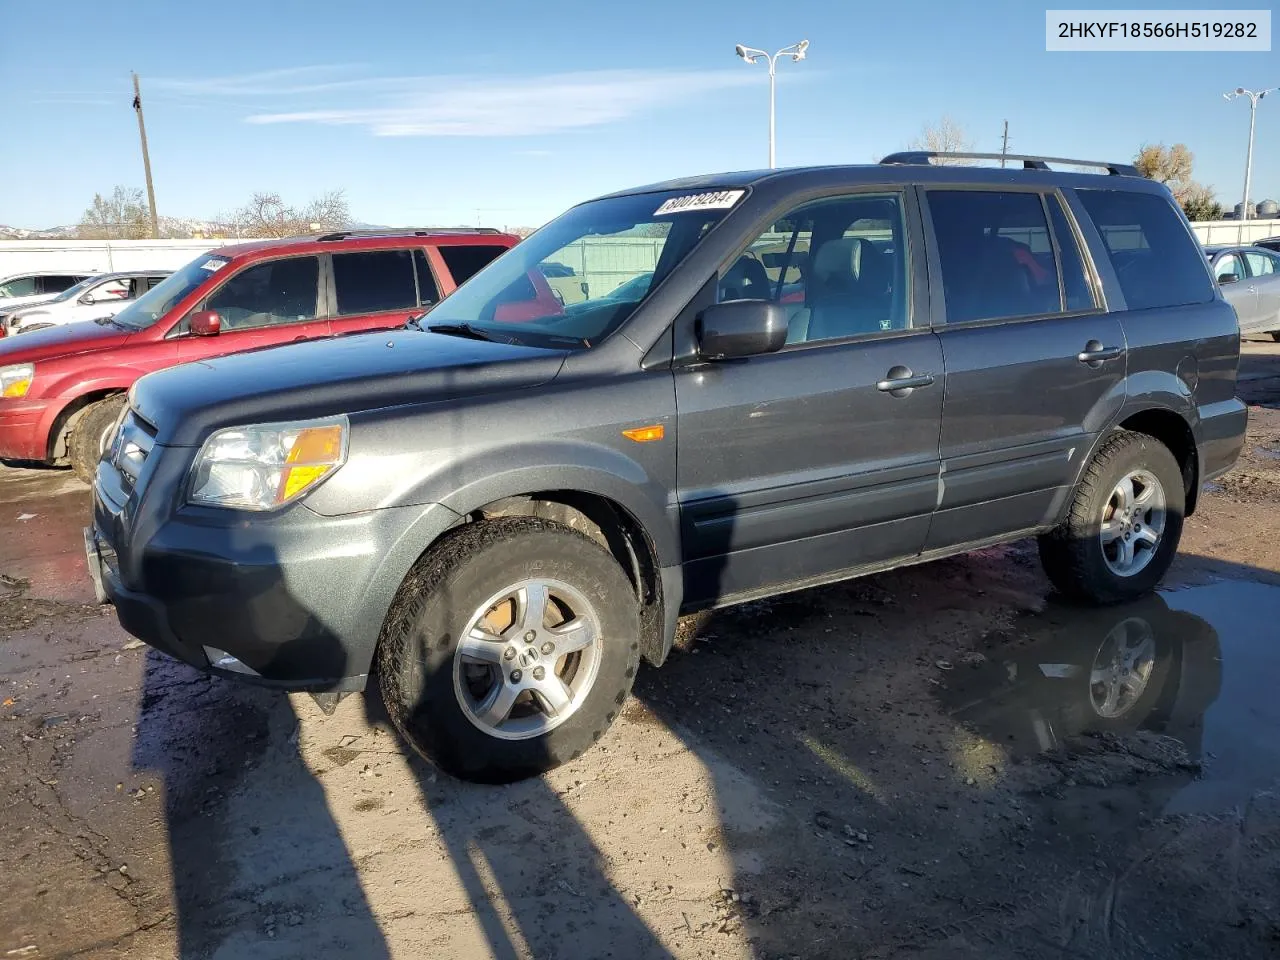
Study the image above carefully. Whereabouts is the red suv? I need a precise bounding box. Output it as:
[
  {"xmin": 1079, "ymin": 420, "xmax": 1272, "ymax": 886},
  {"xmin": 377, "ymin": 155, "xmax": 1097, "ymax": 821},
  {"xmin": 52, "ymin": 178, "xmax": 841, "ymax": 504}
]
[{"xmin": 0, "ymin": 229, "xmax": 533, "ymax": 481}]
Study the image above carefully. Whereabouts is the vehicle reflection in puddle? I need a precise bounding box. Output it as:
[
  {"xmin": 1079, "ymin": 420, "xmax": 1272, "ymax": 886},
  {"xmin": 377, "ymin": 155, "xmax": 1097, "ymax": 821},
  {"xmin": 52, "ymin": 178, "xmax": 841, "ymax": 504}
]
[{"xmin": 938, "ymin": 580, "xmax": 1280, "ymax": 815}]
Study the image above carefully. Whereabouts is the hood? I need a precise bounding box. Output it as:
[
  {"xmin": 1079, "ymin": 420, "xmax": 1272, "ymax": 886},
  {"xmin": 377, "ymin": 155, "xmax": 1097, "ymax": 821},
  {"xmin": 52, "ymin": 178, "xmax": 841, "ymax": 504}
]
[
  {"xmin": 0, "ymin": 319, "xmax": 133, "ymax": 360},
  {"xmin": 133, "ymin": 329, "xmax": 569, "ymax": 446}
]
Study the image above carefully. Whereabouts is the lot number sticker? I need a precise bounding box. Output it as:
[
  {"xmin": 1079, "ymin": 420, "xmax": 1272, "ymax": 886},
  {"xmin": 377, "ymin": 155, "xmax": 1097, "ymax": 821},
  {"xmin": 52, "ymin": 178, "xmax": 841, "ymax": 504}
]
[
  {"xmin": 200, "ymin": 259, "xmax": 227, "ymax": 271},
  {"xmin": 654, "ymin": 190, "xmax": 745, "ymax": 216}
]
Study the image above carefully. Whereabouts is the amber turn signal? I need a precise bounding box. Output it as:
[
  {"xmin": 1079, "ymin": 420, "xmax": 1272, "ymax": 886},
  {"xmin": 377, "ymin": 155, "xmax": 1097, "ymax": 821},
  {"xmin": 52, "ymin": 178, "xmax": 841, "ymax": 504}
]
[{"xmin": 621, "ymin": 424, "xmax": 665, "ymax": 443}]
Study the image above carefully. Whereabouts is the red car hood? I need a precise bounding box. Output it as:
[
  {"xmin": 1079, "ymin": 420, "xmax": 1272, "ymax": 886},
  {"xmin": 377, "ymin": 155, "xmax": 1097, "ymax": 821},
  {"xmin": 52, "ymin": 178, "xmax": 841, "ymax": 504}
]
[{"xmin": 0, "ymin": 320, "xmax": 134, "ymax": 364}]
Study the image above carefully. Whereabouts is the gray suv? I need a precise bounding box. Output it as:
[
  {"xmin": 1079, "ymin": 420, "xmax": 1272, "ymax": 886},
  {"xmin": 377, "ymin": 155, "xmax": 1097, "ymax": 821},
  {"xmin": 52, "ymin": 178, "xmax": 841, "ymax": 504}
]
[{"xmin": 86, "ymin": 152, "xmax": 1248, "ymax": 782}]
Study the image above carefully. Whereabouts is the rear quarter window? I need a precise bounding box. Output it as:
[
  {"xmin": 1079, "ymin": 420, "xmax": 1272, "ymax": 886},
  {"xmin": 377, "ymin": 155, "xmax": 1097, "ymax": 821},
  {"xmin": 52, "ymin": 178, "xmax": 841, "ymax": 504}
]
[
  {"xmin": 437, "ymin": 244, "xmax": 510, "ymax": 286},
  {"xmin": 1075, "ymin": 190, "xmax": 1214, "ymax": 310}
]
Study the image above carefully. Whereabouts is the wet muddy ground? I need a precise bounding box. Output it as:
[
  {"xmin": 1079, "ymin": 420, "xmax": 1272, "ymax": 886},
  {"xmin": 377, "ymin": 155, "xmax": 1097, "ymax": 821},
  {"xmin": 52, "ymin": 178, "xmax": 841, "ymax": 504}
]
[{"xmin": 3, "ymin": 342, "xmax": 1280, "ymax": 960}]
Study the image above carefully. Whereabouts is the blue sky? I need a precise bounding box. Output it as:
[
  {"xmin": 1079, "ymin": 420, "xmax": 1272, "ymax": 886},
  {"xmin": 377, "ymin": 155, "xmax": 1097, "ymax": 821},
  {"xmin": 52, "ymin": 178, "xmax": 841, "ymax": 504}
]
[{"xmin": 0, "ymin": 0, "xmax": 1275, "ymax": 229}]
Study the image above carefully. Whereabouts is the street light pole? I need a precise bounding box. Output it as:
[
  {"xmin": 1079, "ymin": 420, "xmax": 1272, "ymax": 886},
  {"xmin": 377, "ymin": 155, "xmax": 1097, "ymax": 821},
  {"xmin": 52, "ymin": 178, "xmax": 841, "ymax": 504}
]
[
  {"xmin": 1223, "ymin": 86, "xmax": 1276, "ymax": 240},
  {"xmin": 735, "ymin": 40, "xmax": 809, "ymax": 169}
]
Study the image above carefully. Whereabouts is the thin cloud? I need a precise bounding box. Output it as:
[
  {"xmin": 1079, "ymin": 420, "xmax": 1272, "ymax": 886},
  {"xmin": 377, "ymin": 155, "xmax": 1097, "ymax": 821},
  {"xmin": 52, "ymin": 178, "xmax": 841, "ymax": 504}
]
[
  {"xmin": 30, "ymin": 97, "xmax": 115, "ymax": 106},
  {"xmin": 243, "ymin": 69, "xmax": 759, "ymax": 137},
  {"xmin": 150, "ymin": 64, "xmax": 374, "ymax": 97}
]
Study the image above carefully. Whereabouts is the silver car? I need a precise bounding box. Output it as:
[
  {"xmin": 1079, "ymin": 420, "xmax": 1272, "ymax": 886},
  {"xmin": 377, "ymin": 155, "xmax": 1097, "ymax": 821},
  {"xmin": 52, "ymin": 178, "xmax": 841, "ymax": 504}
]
[{"xmin": 1205, "ymin": 244, "xmax": 1280, "ymax": 340}]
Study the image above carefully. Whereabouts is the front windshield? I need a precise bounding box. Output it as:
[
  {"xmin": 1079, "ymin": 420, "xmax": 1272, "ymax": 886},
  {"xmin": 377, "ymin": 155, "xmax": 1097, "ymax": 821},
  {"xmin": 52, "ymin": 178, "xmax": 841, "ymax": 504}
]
[
  {"xmin": 112, "ymin": 255, "xmax": 229, "ymax": 329},
  {"xmin": 49, "ymin": 277, "xmax": 99, "ymax": 303},
  {"xmin": 425, "ymin": 188, "xmax": 745, "ymax": 347}
]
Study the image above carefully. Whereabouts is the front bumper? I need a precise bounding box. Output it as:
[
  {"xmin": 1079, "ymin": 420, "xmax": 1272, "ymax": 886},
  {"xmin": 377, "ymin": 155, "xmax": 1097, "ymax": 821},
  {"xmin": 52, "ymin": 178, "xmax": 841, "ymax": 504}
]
[
  {"xmin": 0, "ymin": 397, "xmax": 54, "ymax": 461},
  {"xmin": 90, "ymin": 446, "xmax": 462, "ymax": 692}
]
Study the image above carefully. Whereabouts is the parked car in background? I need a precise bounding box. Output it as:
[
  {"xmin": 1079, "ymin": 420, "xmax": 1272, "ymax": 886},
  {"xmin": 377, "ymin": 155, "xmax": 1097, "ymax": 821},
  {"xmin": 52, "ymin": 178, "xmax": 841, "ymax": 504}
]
[
  {"xmin": 0, "ymin": 271, "xmax": 96, "ymax": 318},
  {"xmin": 3, "ymin": 272, "xmax": 171, "ymax": 337},
  {"xmin": 85, "ymin": 152, "xmax": 1245, "ymax": 784},
  {"xmin": 0, "ymin": 229, "xmax": 518, "ymax": 480},
  {"xmin": 1205, "ymin": 244, "xmax": 1280, "ymax": 340},
  {"xmin": 1254, "ymin": 236, "xmax": 1280, "ymax": 254}
]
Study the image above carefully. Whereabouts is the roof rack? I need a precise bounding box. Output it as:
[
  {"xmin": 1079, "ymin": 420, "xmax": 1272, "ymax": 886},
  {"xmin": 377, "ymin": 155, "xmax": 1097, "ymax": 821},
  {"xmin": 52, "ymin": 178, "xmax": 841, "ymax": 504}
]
[
  {"xmin": 879, "ymin": 151, "xmax": 1141, "ymax": 178},
  {"xmin": 315, "ymin": 227, "xmax": 503, "ymax": 242}
]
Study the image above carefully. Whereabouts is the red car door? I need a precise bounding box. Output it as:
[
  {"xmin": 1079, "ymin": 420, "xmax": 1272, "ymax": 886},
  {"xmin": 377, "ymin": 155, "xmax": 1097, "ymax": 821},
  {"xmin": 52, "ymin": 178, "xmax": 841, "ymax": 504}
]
[
  {"xmin": 326, "ymin": 247, "xmax": 437, "ymax": 337},
  {"xmin": 177, "ymin": 254, "xmax": 331, "ymax": 361}
]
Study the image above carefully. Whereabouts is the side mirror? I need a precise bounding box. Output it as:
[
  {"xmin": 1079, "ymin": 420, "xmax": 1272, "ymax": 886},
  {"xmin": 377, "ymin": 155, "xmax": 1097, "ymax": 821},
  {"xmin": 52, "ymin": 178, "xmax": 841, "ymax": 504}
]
[
  {"xmin": 696, "ymin": 300, "xmax": 788, "ymax": 359},
  {"xmin": 1218, "ymin": 272, "xmax": 1240, "ymax": 285},
  {"xmin": 79, "ymin": 294, "xmax": 96, "ymax": 305},
  {"xmin": 189, "ymin": 310, "xmax": 222, "ymax": 337}
]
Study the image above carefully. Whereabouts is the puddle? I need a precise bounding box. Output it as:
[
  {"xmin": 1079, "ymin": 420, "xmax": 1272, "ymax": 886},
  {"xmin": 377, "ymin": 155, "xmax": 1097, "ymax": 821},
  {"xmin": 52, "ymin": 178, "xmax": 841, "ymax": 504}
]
[
  {"xmin": 1253, "ymin": 445, "xmax": 1280, "ymax": 461},
  {"xmin": 938, "ymin": 579, "xmax": 1280, "ymax": 815}
]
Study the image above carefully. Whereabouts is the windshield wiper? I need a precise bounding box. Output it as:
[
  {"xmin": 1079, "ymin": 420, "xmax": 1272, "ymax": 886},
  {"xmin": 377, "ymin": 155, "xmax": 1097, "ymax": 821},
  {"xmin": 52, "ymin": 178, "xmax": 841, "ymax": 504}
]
[
  {"xmin": 93, "ymin": 316, "xmax": 132, "ymax": 329},
  {"xmin": 426, "ymin": 322, "xmax": 513, "ymax": 344}
]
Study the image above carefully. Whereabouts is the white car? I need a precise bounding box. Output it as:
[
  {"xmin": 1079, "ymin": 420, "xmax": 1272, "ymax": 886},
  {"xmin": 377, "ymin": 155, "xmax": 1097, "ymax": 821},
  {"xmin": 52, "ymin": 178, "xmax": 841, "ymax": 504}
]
[
  {"xmin": 5, "ymin": 271, "xmax": 171, "ymax": 335},
  {"xmin": 0, "ymin": 271, "xmax": 96, "ymax": 315}
]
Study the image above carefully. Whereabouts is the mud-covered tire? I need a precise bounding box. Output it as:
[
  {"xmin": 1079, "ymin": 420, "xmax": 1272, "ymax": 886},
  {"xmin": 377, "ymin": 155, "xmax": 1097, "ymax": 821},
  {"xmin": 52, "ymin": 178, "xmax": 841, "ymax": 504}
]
[
  {"xmin": 69, "ymin": 395, "xmax": 126, "ymax": 485},
  {"xmin": 376, "ymin": 517, "xmax": 641, "ymax": 783},
  {"xmin": 1038, "ymin": 430, "xmax": 1185, "ymax": 605}
]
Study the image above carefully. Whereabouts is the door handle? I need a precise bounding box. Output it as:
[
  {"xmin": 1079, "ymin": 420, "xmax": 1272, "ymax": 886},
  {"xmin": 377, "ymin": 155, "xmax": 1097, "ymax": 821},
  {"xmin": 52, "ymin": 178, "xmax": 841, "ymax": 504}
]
[
  {"xmin": 877, "ymin": 366, "xmax": 935, "ymax": 395},
  {"xmin": 1077, "ymin": 341, "xmax": 1124, "ymax": 364}
]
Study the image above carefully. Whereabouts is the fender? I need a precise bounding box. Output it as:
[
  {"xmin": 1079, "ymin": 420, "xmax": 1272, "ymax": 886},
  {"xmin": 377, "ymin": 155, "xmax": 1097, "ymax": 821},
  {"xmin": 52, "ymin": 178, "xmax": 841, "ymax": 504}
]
[
  {"xmin": 336, "ymin": 438, "xmax": 684, "ymax": 676},
  {"xmin": 1059, "ymin": 370, "xmax": 1198, "ymax": 525},
  {"xmin": 430, "ymin": 439, "xmax": 681, "ymax": 568},
  {"xmin": 38, "ymin": 374, "xmax": 142, "ymax": 456}
]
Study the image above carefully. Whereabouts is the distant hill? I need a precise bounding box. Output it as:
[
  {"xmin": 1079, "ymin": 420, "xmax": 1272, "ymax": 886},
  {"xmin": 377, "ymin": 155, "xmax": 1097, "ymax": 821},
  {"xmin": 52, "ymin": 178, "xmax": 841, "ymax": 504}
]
[{"xmin": 0, "ymin": 217, "xmax": 222, "ymax": 240}]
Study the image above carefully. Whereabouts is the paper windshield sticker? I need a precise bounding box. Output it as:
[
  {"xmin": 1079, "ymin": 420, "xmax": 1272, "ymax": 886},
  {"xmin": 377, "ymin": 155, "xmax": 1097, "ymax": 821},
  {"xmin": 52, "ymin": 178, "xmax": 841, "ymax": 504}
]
[
  {"xmin": 654, "ymin": 189, "xmax": 745, "ymax": 216},
  {"xmin": 200, "ymin": 259, "xmax": 227, "ymax": 272}
]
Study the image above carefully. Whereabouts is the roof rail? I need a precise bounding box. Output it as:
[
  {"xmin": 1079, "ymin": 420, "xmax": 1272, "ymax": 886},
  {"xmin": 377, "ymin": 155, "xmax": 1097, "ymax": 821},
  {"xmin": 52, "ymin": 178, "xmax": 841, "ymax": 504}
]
[
  {"xmin": 315, "ymin": 227, "xmax": 504, "ymax": 242},
  {"xmin": 879, "ymin": 151, "xmax": 1141, "ymax": 177}
]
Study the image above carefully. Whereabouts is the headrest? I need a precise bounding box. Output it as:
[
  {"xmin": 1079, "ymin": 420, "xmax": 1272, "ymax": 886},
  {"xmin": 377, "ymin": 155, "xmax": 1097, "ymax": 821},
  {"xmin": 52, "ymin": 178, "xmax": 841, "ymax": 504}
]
[{"xmin": 812, "ymin": 237, "xmax": 871, "ymax": 281}]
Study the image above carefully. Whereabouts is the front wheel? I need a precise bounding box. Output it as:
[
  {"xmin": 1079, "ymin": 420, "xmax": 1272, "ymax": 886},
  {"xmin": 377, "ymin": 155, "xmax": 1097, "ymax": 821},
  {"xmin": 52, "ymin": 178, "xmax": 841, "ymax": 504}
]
[
  {"xmin": 1271, "ymin": 331, "xmax": 1280, "ymax": 343},
  {"xmin": 1038, "ymin": 430, "xmax": 1185, "ymax": 605},
  {"xmin": 377, "ymin": 517, "xmax": 641, "ymax": 783}
]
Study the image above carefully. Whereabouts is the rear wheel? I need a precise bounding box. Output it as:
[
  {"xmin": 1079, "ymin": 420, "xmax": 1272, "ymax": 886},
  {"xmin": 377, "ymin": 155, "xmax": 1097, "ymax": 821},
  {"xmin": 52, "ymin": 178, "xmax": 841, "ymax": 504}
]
[
  {"xmin": 1038, "ymin": 430, "xmax": 1184, "ymax": 604},
  {"xmin": 377, "ymin": 517, "xmax": 641, "ymax": 783},
  {"xmin": 1271, "ymin": 331, "xmax": 1280, "ymax": 343},
  {"xmin": 69, "ymin": 395, "xmax": 126, "ymax": 484}
]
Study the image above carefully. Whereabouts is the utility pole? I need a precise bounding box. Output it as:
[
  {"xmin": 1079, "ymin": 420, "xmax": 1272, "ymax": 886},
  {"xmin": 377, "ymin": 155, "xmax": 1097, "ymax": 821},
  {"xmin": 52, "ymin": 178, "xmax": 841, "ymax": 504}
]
[
  {"xmin": 1000, "ymin": 120, "xmax": 1010, "ymax": 168},
  {"xmin": 131, "ymin": 72, "xmax": 160, "ymax": 239}
]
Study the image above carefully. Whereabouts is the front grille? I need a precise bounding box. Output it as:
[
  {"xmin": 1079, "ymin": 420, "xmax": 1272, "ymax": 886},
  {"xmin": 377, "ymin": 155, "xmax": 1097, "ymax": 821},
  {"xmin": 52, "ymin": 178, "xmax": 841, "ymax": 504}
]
[{"xmin": 109, "ymin": 410, "xmax": 157, "ymax": 489}]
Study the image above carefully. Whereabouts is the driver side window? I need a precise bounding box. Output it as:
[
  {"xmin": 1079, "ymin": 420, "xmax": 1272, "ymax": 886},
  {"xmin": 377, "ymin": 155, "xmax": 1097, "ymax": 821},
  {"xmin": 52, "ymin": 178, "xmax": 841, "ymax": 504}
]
[
  {"xmin": 719, "ymin": 194, "xmax": 910, "ymax": 345},
  {"xmin": 1215, "ymin": 253, "xmax": 1244, "ymax": 282},
  {"xmin": 205, "ymin": 257, "xmax": 320, "ymax": 330}
]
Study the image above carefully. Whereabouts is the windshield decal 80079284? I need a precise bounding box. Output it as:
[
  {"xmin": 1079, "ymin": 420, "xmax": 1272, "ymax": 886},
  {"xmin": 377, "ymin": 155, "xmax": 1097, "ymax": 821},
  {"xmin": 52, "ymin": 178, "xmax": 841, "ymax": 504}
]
[{"xmin": 653, "ymin": 189, "xmax": 745, "ymax": 216}]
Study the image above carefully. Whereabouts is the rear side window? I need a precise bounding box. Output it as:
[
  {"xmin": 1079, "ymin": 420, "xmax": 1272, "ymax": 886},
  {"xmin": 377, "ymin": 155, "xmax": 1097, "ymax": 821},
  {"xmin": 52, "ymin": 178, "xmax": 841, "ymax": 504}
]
[
  {"xmin": 437, "ymin": 244, "xmax": 509, "ymax": 286},
  {"xmin": 1244, "ymin": 250, "xmax": 1278, "ymax": 277},
  {"xmin": 38, "ymin": 275, "xmax": 81, "ymax": 294},
  {"xmin": 1075, "ymin": 190, "xmax": 1214, "ymax": 310},
  {"xmin": 1048, "ymin": 198, "xmax": 1095, "ymax": 311},
  {"xmin": 928, "ymin": 191, "xmax": 1062, "ymax": 323},
  {"xmin": 413, "ymin": 250, "xmax": 441, "ymax": 304},
  {"xmin": 332, "ymin": 249, "xmax": 418, "ymax": 315}
]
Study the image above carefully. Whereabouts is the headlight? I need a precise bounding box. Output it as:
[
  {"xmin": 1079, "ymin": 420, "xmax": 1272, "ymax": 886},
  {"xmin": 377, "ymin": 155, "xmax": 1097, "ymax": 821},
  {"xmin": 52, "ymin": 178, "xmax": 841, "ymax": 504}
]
[
  {"xmin": 188, "ymin": 416, "xmax": 348, "ymax": 510},
  {"xmin": 0, "ymin": 363, "xmax": 33, "ymax": 398}
]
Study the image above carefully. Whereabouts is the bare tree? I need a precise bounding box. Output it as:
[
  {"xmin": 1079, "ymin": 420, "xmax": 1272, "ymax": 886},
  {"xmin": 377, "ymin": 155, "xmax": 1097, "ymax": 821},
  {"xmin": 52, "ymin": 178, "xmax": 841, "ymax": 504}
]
[
  {"xmin": 77, "ymin": 186, "xmax": 151, "ymax": 239},
  {"xmin": 1133, "ymin": 143, "xmax": 1221, "ymax": 220},
  {"xmin": 218, "ymin": 189, "xmax": 351, "ymax": 238},
  {"xmin": 1179, "ymin": 182, "xmax": 1224, "ymax": 222},
  {"xmin": 907, "ymin": 117, "xmax": 975, "ymax": 164}
]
